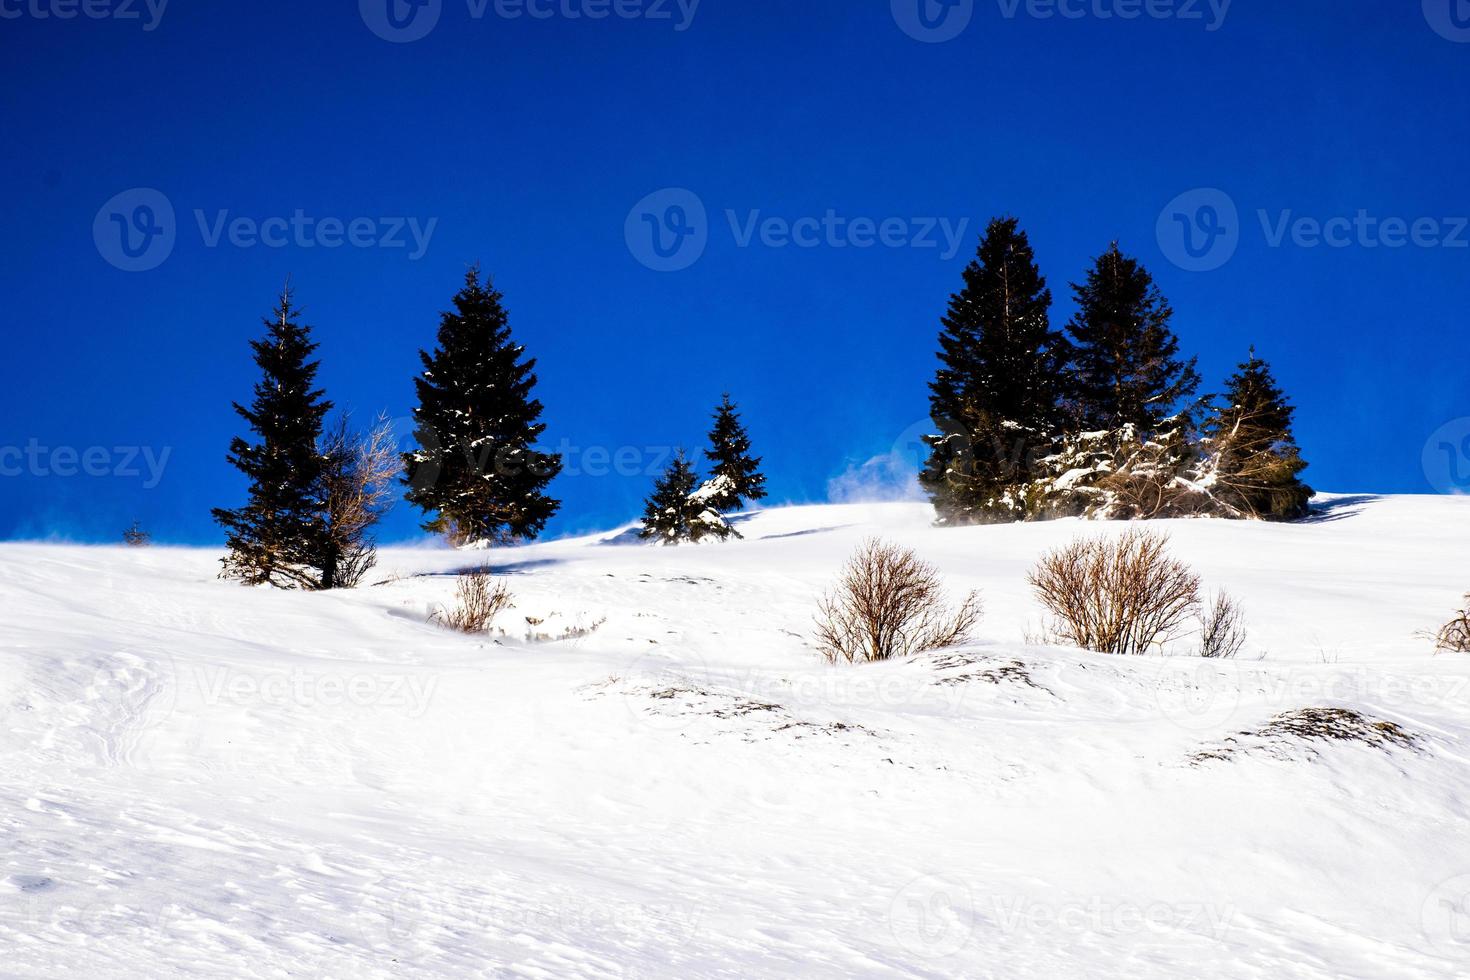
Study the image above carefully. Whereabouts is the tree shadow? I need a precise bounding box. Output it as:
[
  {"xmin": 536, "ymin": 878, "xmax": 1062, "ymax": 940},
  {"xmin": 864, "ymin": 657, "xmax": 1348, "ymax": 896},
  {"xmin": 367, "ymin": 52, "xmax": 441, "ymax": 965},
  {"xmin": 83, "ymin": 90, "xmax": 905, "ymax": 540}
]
[{"xmin": 1299, "ymin": 494, "xmax": 1383, "ymax": 524}]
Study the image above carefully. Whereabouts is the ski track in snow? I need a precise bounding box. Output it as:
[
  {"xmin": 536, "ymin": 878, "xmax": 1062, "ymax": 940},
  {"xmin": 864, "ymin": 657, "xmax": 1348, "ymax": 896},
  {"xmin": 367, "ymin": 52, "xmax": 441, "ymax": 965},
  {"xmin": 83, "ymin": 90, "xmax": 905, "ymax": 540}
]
[{"xmin": 2, "ymin": 494, "xmax": 1469, "ymax": 977}]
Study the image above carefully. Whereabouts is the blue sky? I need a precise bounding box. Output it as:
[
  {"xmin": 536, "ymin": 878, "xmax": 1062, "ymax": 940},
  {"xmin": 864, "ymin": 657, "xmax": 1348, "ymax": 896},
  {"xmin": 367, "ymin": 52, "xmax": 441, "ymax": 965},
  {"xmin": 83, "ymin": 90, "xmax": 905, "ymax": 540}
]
[{"xmin": 1, "ymin": 0, "xmax": 1467, "ymax": 543}]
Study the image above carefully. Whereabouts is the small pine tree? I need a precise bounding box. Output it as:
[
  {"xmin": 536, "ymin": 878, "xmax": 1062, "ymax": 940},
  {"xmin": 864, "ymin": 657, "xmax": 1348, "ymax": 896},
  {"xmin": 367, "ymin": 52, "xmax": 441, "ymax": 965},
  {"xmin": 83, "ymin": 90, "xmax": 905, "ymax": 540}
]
[
  {"xmin": 1200, "ymin": 349, "xmax": 1312, "ymax": 521},
  {"xmin": 212, "ymin": 286, "xmax": 332, "ymax": 589},
  {"xmin": 640, "ymin": 451, "xmax": 734, "ymax": 545},
  {"xmin": 403, "ymin": 268, "xmax": 563, "ymax": 546},
  {"xmin": 920, "ymin": 217, "xmax": 1070, "ymax": 525},
  {"xmin": 703, "ymin": 393, "xmax": 766, "ymax": 512},
  {"xmin": 122, "ymin": 520, "xmax": 150, "ymax": 547},
  {"xmin": 1065, "ymin": 243, "xmax": 1202, "ymax": 435}
]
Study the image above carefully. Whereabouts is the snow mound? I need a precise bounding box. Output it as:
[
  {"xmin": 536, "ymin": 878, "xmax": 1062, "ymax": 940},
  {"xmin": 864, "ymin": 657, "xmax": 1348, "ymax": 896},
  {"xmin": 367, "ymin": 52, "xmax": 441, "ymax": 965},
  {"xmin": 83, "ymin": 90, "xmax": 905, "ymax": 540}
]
[{"xmin": 2, "ymin": 493, "xmax": 1470, "ymax": 977}]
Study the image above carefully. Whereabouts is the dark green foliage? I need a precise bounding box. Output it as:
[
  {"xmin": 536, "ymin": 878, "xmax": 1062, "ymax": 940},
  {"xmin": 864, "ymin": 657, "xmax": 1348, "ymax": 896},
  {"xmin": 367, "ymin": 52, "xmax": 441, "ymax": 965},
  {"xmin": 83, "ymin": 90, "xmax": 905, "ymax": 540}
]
[
  {"xmin": 212, "ymin": 287, "xmax": 332, "ymax": 588},
  {"xmin": 1200, "ymin": 349, "xmax": 1312, "ymax": 520},
  {"xmin": 920, "ymin": 217, "xmax": 1070, "ymax": 524},
  {"xmin": 1065, "ymin": 243, "xmax": 1202, "ymax": 434},
  {"xmin": 639, "ymin": 451, "xmax": 734, "ymax": 545},
  {"xmin": 703, "ymin": 393, "xmax": 766, "ymax": 512},
  {"xmin": 403, "ymin": 269, "xmax": 562, "ymax": 545}
]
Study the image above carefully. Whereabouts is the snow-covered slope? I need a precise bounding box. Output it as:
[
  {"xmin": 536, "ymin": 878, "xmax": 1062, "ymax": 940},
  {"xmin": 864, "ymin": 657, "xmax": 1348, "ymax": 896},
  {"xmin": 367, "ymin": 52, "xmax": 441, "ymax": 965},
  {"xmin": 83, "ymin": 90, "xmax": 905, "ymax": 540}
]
[{"xmin": 3, "ymin": 494, "xmax": 1469, "ymax": 978}]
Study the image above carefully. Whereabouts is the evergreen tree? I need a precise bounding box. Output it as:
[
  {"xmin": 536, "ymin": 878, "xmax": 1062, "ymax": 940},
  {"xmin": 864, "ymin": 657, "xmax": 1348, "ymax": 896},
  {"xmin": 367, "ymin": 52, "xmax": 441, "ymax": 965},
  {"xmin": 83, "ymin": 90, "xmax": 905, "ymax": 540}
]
[
  {"xmin": 640, "ymin": 451, "xmax": 735, "ymax": 545},
  {"xmin": 703, "ymin": 393, "xmax": 766, "ymax": 512},
  {"xmin": 1065, "ymin": 243, "xmax": 1202, "ymax": 435},
  {"xmin": 1200, "ymin": 349, "xmax": 1312, "ymax": 520},
  {"xmin": 919, "ymin": 217, "xmax": 1070, "ymax": 524},
  {"xmin": 212, "ymin": 287, "xmax": 332, "ymax": 588},
  {"xmin": 403, "ymin": 269, "xmax": 562, "ymax": 545}
]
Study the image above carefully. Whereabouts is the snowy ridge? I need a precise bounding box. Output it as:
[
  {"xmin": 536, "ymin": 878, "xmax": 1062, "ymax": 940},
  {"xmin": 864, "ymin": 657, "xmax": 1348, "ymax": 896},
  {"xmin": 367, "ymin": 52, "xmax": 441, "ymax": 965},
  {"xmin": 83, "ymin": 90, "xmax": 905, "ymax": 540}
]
[{"xmin": 2, "ymin": 494, "xmax": 1470, "ymax": 977}]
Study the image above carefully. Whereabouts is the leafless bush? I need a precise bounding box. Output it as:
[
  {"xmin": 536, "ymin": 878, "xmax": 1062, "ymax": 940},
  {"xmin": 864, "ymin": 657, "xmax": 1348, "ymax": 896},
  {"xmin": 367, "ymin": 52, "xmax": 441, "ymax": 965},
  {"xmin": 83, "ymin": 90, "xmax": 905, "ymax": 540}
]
[
  {"xmin": 1028, "ymin": 529, "xmax": 1201, "ymax": 656},
  {"xmin": 814, "ymin": 538, "xmax": 982, "ymax": 665},
  {"xmin": 1433, "ymin": 596, "xmax": 1470, "ymax": 654},
  {"xmin": 433, "ymin": 568, "xmax": 514, "ymax": 634},
  {"xmin": 1197, "ymin": 590, "xmax": 1247, "ymax": 660},
  {"xmin": 319, "ymin": 414, "xmax": 399, "ymax": 589}
]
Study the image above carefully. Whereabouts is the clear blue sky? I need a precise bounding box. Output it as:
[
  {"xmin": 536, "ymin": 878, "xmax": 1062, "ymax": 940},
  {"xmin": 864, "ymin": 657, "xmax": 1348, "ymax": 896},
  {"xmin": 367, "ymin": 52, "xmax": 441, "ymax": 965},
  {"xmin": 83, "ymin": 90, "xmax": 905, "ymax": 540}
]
[{"xmin": 2, "ymin": 0, "xmax": 1467, "ymax": 543}]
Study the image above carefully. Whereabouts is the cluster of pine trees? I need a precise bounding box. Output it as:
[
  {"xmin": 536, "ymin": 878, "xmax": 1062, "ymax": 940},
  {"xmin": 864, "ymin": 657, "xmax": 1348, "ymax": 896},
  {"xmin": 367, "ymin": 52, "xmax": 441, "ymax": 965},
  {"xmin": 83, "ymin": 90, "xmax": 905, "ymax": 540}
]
[
  {"xmin": 920, "ymin": 218, "xmax": 1312, "ymax": 525},
  {"xmin": 214, "ymin": 269, "xmax": 560, "ymax": 589},
  {"xmin": 639, "ymin": 395, "xmax": 767, "ymax": 544}
]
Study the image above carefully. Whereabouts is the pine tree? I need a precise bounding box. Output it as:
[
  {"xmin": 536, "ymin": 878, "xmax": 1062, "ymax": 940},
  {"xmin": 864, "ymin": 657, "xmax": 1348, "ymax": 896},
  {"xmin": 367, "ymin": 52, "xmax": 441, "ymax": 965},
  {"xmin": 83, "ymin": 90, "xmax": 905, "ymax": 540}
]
[
  {"xmin": 640, "ymin": 451, "xmax": 735, "ymax": 545},
  {"xmin": 919, "ymin": 217, "xmax": 1070, "ymax": 524},
  {"xmin": 1065, "ymin": 243, "xmax": 1202, "ymax": 435},
  {"xmin": 1200, "ymin": 349, "xmax": 1312, "ymax": 521},
  {"xmin": 703, "ymin": 393, "xmax": 766, "ymax": 512},
  {"xmin": 122, "ymin": 520, "xmax": 150, "ymax": 547},
  {"xmin": 212, "ymin": 287, "xmax": 332, "ymax": 589},
  {"xmin": 403, "ymin": 269, "xmax": 562, "ymax": 545}
]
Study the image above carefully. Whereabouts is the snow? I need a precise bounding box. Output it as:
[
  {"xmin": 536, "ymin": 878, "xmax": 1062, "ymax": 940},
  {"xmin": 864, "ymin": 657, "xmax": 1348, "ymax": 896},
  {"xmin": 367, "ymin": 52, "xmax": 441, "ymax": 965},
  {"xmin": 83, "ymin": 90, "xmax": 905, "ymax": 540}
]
[{"xmin": 3, "ymin": 493, "xmax": 1470, "ymax": 977}]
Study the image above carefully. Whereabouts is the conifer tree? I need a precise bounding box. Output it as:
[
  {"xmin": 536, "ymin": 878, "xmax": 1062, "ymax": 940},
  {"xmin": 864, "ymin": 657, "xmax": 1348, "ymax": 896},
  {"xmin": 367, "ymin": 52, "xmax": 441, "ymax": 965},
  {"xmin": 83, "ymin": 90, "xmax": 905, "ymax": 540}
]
[
  {"xmin": 213, "ymin": 287, "xmax": 332, "ymax": 588},
  {"xmin": 403, "ymin": 269, "xmax": 562, "ymax": 545},
  {"xmin": 1200, "ymin": 349, "xmax": 1312, "ymax": 520},
  {"xmin": 919, "ymin": 217, "xmax": 1069, "ymax": 524},
  {"xmin": 640, "ymin": 451, "xmax": 735, "ymax": 545},
  {"xmin": 1065, "ymin": 243, "xmax": 1202, "ymax": 435},
  {"xmin": 703, "ymin": 393, "xmax": 766, "ymax": 512}
]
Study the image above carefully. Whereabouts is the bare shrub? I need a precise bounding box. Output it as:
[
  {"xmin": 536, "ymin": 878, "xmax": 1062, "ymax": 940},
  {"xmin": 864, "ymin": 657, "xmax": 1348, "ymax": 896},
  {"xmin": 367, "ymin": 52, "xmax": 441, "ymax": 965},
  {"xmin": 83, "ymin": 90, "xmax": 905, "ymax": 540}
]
[
  {"xmin": 1433, "ymin": 596, "xmax": 1470, "ymax": 654},
  {"xmin": 433, "ymin": 568, "xmax": 514, "ymax": 634},
  {"xmin": 1028, "ymin": 529, "xmax": 1200, "ymax": 656},
  {"xmin": 1197, "ymin": 590, "xmax": 1247, "ymax": 660},
  {"xmin": 814, "ymin": 538, "xmax": 982, "ymax": 665},
  {"xmin": 319, "ymin": 414, "xmax": 399, "ymax": 589}
]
